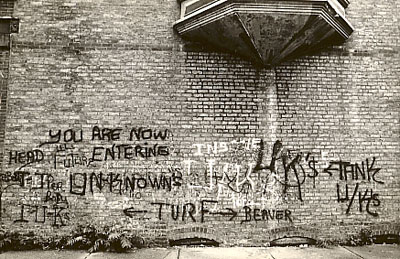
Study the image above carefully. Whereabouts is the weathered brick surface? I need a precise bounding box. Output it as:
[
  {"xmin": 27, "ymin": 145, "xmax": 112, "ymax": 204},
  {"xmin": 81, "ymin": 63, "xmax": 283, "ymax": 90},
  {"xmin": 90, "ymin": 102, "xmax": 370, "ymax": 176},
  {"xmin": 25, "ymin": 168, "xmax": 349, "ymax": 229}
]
[
  {"xmin": 0, "ymin": 0, "xmax": 14, "ymax": 16},
  {"xmin": 0, "ymin": 0, "xmax": 13, "ymax": 189},
  {"xmin": 0, "ymin": 50, "xmax": 9, "ymax": 173},
  {"xmin": 0, "ymin": 0, "xmax": 398, "ymax": 246}
]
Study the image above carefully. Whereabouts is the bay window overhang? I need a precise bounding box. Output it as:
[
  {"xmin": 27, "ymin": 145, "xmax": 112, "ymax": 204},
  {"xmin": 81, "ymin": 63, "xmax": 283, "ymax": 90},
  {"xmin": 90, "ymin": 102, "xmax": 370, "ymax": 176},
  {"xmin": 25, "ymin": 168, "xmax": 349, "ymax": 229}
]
[{"xmin": 174, "ymin": 0, "xmax": 354, "ymax": 66}]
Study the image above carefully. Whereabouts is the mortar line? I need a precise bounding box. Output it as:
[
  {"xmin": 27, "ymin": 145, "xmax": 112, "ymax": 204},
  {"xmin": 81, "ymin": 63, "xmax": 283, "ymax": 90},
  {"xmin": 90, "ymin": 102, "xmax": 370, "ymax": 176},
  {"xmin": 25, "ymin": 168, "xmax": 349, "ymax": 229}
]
[
  {"xmin": 177, "ymin": 248, "xmax": 181, "ymax": 259},
  {"xmin": 340, "ymin": 246, "xmax": 364, "ymax": 259},
  {"xmin": 83, "ymin": 252, "xmax": 92, "ymax": 259}
]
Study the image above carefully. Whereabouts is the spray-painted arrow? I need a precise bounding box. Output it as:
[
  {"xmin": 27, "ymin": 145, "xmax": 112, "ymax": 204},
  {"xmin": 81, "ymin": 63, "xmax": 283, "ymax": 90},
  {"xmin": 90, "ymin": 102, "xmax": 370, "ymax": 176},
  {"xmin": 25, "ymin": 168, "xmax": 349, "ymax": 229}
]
[{"xmin": 123, "ymin": 207, "xmax": 148, "ymax": 218}]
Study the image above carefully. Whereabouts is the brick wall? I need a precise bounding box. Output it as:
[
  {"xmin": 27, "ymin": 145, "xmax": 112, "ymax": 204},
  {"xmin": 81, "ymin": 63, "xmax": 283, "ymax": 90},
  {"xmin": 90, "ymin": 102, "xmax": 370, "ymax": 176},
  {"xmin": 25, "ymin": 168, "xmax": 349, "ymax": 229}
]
[
  {"xmin": 273, "ymin": 0, "xmax": 400, "ymax": 237},
  {"xmin": 0, "ymin": 0, "xmax": 14, "ymax": 16},
  {"xmin": 0, "ymin": 0, "xmax": 399, "ymax": 246},
  {"xmin": 0, "ymin": 48, "xmax": 9, "ymax": 175},
  {"xmin": 0, "ymin": 0, "xmax": 14, "ymax": 186}
]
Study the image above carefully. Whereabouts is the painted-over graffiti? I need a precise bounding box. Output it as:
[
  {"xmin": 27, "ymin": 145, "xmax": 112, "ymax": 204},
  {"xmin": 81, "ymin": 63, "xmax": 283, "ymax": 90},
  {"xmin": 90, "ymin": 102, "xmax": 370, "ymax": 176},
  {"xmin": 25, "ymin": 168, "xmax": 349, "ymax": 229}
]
[{"xmin": 184, "ymin": 140, "xmax": 320, "ymax": 205}]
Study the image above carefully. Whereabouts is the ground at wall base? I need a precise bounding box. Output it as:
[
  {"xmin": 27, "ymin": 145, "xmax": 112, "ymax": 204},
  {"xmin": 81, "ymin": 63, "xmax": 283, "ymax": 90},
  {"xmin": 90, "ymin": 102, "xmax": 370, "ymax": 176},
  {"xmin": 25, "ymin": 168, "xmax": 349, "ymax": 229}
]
[{"xmin": 1, "ymin": 245, "xmax": 400, "ymax": 259}]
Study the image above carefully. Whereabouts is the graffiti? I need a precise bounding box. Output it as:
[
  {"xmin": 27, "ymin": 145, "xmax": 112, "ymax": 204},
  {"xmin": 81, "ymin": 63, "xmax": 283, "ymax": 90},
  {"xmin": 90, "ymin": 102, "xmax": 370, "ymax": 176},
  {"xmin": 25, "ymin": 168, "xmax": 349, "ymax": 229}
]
[
  {"xmin": 2, "ymin": 124, "xmax": 388, "ymax": 229},
  {"xmin": 252, "ymin": 140, "xmax": 321, "ymax": 202},
  {"xmin": 0, "ymin": 169, "xmax": 70, "ymax": 226},
  {"xmin": 186, "ymin": 140, "xmax": 320, "ymax": 203},
  {"xmin": 123, "ymin": 207, "xmax": 148, "ymax": 217},
  {"xmin": 91, "ymin": 143, "xmax": 170, "ymax": 162},
  {"xmin": 129, "ymin": 127, "xmax": 171, "ymax": 141},
  {"xmin": 326, "ymin": 157, "xmax": 383, "ymax": 217},
  {"xmin": 14, "ymin": 203, "xmax": 70, "ymax": 226},
  {"xmin": 92, "ymin": 126, "xmax": 123, "ymax": 141},
  {"xmin": 152, "ymin": 202, "xmax": 198, "ymax": 222},
  {"xmin": 0, "ymin": 171, "xmax": 29, "ymax": 218},
  {"xmin": 69, "ymin": 170, "xmax": 182, "ymax": 196},
  {"xmin": 0, "ymin": 171, "xmax": 66, "ymax": 200},
  {"xmin": 45, "ymin": 190, "xmax": 68, "ymax": 205},
  {"xmin": 209, "ymin": 208, "xmax": 237, "ymax": 221},
  {"xmin": 184, "ymin": 159, "xmax": 256, "ymax": 193},
  {"xmin": 147, "ymin": 200, "xmax": 236, "ymax": 223},
  {"xmin": 0, "ymin": 170, "xmax": 30, "ymax": 187},
  {"xmin": 336, "ymin": 183, "xmax": 380, "ymax": 217},
  {"xmin": 39, "ymin": 129, "xmax": 83, "ymax": 147},
  {"xmin": 184, "ymin": 139, "xmax": 386, "ymax": 217},
  {"xmin": 36, "ymin": 127, "xmax": 173, "ymax": 164},
  {"xmin": 53, "ymin": 152, "xmax": 93, "ymax": 169},
  {"xmin": 2, "ymin": 126, "xmax": 173, "ymax": 227},
  {"xmin": 324, "ymin": 157, "xmax": 384, "ymax": 184},
  {"xmin": 123, "ymin": 201, "xmax": 229, "ymax": 223},
  {"xmin": 192, "ymin": 138, "xmax": 261, "ymax": 156},
  {"xmin": 51, "ymin": 143, "xmax": 93, "ymax": 169},
  {"xmin": 122, "ymin": 200, "xmax": 293, "ymax": 224},
  {"xmin": 8, "ymin": 149, "xmax": 44, "ymax": 168},
  {"xmin": 55, "ymin": 144, "xmax": 75, "ymax": 152},
  {"xmin": 241, "ymin": 206, "xmax": 293, "ymax": 224}
]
